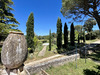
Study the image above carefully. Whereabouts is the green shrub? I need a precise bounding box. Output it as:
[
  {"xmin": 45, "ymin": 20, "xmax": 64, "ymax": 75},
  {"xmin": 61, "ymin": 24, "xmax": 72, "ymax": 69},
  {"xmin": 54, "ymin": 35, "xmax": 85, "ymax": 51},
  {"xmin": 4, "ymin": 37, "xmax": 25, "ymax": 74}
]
[
  {"xmin": 33, "ymin": 36, "xmax": 38, "ymax": 49},
  {"xmin": 42, "ymin": 40, "xmax": 47, "ymax": 43},
  {"xmin": 28, "ymin": 48, "xmax": 33, "ymax": 53}
]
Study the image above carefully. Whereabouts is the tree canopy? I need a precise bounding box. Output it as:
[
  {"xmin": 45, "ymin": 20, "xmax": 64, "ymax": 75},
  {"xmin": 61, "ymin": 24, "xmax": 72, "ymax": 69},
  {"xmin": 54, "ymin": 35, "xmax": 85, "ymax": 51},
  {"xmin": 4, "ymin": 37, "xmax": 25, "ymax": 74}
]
[
  {"xmin": 74, "ymin": 25, "xmax": 83, "ymax": 33},
  {"xmin": 83, "ymin": 18, "xmax": 96, "ymax": 32},
  {"xmin": 61, "ymin": 0, "xmax": 100, "ymax": 29},
  {"xmin": 0, "ymin": 0, "xmax": 20, "ymax": 35}
]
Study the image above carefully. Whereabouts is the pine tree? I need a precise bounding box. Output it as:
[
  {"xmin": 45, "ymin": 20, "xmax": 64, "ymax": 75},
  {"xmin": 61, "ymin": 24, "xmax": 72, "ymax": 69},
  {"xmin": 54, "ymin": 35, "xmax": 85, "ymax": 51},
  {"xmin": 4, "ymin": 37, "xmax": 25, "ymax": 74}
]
[
  {"xmin": 70, "ymin": 23, "xmax": 75, "ymax": 46},
  {"xmin": 0, "ymin": 0, "xmax": 19, "ymax": 35},
  {"xmin": 57, "ymin": 17, "xmax": 62, "ymax": 52},
  {"xmin": 26, "ymin": 12, "xmax": 34, "ymax": 53},
  {"xmin": 0, "ymin": 0, "xmax": 20, "ymax": 40},
  {"xmin": 49, "ymin": 30, "xmax": 51, "ymax": 51},
  {"xmin": 64, "ymin": 22, "xmax": 68, "ymax": 48}
]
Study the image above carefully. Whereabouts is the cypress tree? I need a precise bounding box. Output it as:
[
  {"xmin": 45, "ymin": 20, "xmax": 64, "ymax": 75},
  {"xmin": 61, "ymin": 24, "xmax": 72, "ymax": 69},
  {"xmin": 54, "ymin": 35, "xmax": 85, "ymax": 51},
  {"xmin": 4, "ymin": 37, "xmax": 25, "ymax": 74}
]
[
  {"xmin": 78, "ymin": 34, "xmax": 80, "ymax": 44},
  {"xmin": 70, "ymin": 23, "xmax": 75, "ymax": 46},
  {"xmin": 57, "ymin": 17, "xmax": 62, "ymax": 52},
  {"xmin": 26, "ymin": 12, "xmax": 34, "ymax": 53},
  {"xmin": 64, "ymin": 22, "xmax": 68, "ymax": 48},
  {"xmin": 49, "ymin": 30, "xmax": 51, "ymax": 51},
  {"xmin": 83, "ymin": 31, "xmax": 86, "ymax": 43}
]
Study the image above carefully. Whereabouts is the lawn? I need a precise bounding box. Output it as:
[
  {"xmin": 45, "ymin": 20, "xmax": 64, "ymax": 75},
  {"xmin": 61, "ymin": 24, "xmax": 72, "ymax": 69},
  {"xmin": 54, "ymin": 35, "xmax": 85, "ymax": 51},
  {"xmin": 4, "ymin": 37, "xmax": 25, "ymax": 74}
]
[
  {"xmin": 46, "ymin": 59, "xmax": 100, "ymax": 75},
  {"xmin": 46, "ymin": 44, "xmax": 100, "ymax": 75}
]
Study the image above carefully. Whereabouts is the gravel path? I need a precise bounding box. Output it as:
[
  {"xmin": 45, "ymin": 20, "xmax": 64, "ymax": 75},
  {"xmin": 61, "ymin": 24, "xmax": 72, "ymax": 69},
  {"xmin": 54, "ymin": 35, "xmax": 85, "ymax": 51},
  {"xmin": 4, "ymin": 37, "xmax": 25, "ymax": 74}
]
[
  {"xmin": 38, "ymin": 45, "xmax": 47, "ymax": 56},
  {"xmin": 42, "ymin": 43, "xmax": 49, "ymax": 46},
  {"xmin": 38, "ymin": 43, "xmax": 49, "ymax": 56},
  {"xmin": 91, "ymin": 40, "xmax": 100, "ymax": 44}
]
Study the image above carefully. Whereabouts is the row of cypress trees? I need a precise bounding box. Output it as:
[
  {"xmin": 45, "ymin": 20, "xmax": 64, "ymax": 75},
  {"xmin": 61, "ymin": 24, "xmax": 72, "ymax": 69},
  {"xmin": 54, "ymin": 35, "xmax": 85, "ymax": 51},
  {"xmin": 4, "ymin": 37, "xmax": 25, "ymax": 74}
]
[
  {"xmin": 48, "ymin": 18, "xmax": 86, "ymax": 52},
  {"xmin": 56, "ymin": 17, "xmax": 75, "ymax": 53},
  {"xmin": 64, "ymin": 23, "xmax": 75, "ymax": 47},
  {"xmin": 26, "ymin": 14, "xmax": 85, "ymax": 53},
  {"xmin": 26, "ymin": 14, "xmax": 75, "ymax": 53}
]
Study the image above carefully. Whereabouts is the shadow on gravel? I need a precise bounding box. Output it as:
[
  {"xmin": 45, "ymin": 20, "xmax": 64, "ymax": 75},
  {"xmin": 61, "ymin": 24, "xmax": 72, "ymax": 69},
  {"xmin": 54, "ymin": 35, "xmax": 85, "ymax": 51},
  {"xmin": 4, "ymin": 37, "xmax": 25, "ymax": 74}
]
[{"xmin": 88, "ymin": 44, "xmax": 100, "ymax": 61}]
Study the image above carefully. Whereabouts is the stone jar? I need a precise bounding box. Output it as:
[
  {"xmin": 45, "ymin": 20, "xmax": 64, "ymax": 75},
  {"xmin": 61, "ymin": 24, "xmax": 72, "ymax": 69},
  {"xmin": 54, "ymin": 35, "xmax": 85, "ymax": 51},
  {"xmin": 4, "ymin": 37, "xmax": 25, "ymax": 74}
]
[{"xmin": 1, "ymin": 31, "xmax": 27, "ymax": 69}]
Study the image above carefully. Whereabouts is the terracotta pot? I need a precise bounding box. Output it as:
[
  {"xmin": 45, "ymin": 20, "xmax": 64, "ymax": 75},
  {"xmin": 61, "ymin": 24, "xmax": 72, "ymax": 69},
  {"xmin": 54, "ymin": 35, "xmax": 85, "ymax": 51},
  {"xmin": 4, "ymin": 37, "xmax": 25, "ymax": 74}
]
[{"xmin": 1, "ymin": 31, "xmax": 28, "ymax": 69}]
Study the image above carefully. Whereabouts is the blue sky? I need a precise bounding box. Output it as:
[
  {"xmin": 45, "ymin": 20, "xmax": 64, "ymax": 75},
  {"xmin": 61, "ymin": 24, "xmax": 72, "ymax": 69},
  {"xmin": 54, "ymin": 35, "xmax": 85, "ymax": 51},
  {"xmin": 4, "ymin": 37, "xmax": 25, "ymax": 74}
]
[{"xmin": 12, "ymin": 0, "xmax": 99, "ymax": 36}]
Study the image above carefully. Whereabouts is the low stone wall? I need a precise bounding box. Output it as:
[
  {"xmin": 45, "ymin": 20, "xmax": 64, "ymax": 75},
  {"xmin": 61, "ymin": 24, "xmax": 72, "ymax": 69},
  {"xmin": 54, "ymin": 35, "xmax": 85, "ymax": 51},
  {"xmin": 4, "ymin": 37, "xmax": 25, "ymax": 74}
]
[{"xmin": 25, "ymin": 54, "xmax": 80, "ymax": 75}]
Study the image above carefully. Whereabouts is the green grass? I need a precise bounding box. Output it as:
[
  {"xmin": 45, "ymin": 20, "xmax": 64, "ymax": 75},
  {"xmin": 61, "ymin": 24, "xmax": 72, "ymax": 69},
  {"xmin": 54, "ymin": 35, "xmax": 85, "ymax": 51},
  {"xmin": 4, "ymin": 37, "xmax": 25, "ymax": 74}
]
[
  {"xmin": 36, "ymin": 45, "xmax": 57, "ymax": 60},
  {"xmin": 45, "ymin": 46, "xmax": 57, "ymax": 57},
  {"xmin": 51, "ymin": 44, "xmax": 57, "ymax": 50},
  {"xmin": 45, "ymin": 44, "xmax": 100, "ymax": 75},
  {"xmin": 46, "ymin": 59, "xmax": 100, "ymax": 75}
]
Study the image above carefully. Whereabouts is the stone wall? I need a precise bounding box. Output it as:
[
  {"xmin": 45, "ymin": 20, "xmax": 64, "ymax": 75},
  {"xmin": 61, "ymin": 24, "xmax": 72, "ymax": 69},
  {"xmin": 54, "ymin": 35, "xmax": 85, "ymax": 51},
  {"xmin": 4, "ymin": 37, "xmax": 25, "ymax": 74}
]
[{"xmin": 25, "ymin": 54, "xmax": 80, "ymax": 75}]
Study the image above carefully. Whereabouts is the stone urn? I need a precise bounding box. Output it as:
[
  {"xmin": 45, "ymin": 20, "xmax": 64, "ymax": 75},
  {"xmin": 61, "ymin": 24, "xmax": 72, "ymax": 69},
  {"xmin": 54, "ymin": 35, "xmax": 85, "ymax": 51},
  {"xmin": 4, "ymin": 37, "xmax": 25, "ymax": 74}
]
[{"xmin": 1, "ymin": 31, "xmax": 28, "ymax": 72}]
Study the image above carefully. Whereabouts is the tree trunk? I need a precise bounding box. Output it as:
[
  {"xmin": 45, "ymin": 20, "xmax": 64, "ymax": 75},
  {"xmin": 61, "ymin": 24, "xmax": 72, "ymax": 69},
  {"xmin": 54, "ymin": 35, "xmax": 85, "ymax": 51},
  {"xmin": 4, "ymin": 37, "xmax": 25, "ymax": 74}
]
[
  {"xmin": 96, "ymin": 18, "xmax": 100, "ymax": 29},
  {"xmin": 93, "ymin": 11, "xmax": 100, "ymax": 29}
]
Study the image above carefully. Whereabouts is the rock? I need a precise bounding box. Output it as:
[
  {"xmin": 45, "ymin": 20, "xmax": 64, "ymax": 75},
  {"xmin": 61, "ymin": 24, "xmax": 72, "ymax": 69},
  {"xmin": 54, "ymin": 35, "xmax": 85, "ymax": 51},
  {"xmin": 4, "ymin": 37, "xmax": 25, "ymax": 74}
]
[
  {"xmin": 88, "ymin": 50, "xmax": 93, "ymax": 54},
  {"xmin": 1, "ymin": 31, "xmax": 28, "ymax": 69},
  {"xmin": 1, "ymin": 69, "xmax": 18, "ymax": 75}
]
